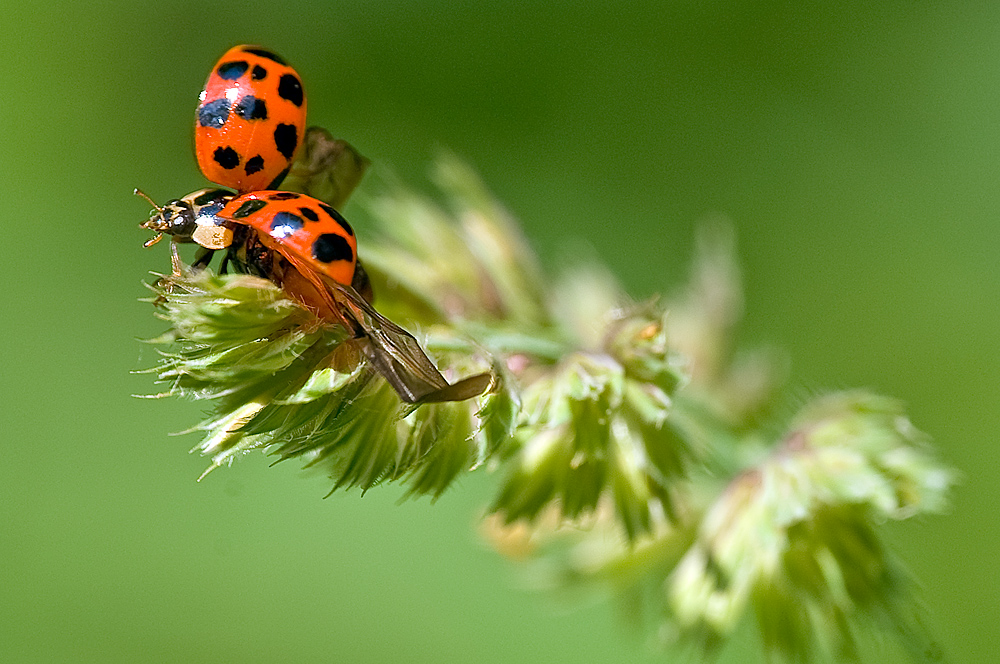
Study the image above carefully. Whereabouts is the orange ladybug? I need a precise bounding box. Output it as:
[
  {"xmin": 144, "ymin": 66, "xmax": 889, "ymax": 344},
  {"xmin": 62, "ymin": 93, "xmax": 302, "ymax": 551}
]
[
  {"xmin": 138, "ymin": 187, "xmax": 491, "ymax": 403},
  {"xmin": 195, "ymin": 45, "xmax": 306, "ymax": 193}
]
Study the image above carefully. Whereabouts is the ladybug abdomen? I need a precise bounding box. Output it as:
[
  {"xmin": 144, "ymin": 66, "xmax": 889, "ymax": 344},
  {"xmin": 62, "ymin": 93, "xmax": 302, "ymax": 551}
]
[
  {"xmin": 195, "ymin": 45, "xmax": 306, "ymax": 193},
  {"xmin": 222, "ymin": 191, "xmax": 357, "ymax": 286}
]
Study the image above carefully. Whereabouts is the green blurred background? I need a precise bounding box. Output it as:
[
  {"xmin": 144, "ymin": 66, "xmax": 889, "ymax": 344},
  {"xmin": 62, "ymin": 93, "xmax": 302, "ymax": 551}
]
[{"xmin": 1, "ymin": 1, "xmax": 994, "ymax": 661}]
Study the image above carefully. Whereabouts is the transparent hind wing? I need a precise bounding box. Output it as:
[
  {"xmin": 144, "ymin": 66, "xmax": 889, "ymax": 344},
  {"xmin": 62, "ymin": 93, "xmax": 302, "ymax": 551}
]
[
  {"xmin": 244, "ymin": 235, "xmax": 492, "ymax": 403},
  {"xmin": 417, "ymin": 371, "xmax": 494, "ymax": 403},
  {"xmin": 330, "ymin": 282, "xmax": 493, "ymax": 403}
]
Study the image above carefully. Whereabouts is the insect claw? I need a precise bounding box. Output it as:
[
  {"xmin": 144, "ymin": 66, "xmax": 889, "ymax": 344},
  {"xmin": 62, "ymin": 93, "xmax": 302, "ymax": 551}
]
[{"xmin": 144, "ymin": 232, "xmax": 164, "ymax": 248}]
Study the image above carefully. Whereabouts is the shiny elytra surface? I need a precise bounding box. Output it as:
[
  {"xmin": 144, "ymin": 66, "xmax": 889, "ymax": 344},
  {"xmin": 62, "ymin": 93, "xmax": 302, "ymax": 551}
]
[
  {"xmin": 195, "ymin": 45, "xmax": 306, "ymax": 193},
  {"xmin": 222, "ymin": 190, "xmax": 357, "ymax": 287}
]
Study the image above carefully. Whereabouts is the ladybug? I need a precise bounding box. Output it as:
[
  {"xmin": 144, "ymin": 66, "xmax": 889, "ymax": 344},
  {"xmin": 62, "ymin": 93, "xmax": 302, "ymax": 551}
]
[
  {"xmin": 137, "ymin": 186, "xmax": 491, "ymax": 403},
  {"xmin": 195, "ymin": 45, "xmax": 306, "ymax": 193},
  {"xmin": 137, "ymin": 188, "xmax": 362, "ymax": 299}
]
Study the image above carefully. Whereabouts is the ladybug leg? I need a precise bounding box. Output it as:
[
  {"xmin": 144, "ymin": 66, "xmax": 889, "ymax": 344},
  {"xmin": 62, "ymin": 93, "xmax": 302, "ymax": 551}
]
[
  {"xmin": 150, "ymin": 243, "xmax": 186, "ymax": 306},
  {"xmin": 151, "ymin": 246, "xmax": 215, "ymax": 306},
  {"xmin": 169, "ymin": 242, "xmax": 185, "ymax": 276}
]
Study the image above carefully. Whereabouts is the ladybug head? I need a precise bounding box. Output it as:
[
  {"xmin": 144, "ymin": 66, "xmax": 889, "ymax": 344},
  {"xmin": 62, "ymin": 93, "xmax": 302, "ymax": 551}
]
[
  {"xmin": 135, "ymin": 188, "xmax": 234, "ymax": 250},
  {"xmin": 135, "ymin": 188, "xmax": 198, "ymax": 247}
]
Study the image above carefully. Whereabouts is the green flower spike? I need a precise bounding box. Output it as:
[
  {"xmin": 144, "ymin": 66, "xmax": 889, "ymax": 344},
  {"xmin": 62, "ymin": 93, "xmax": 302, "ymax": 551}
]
[
  {"xmin": 355, "ymin": 158, "xmax": 692, "ymax": 536},
  {"xmin": 142, "ymin": 139, "xmax": 955, "ymax": 662},
  {"xmin": 145, "ymin": 262, "xmax": 505, "ymax": 496},
  {"xmin": 481, "ymin": 223, "xmax": 954, "ymax": 663},
  {"xmin": 668, "ymin": 392, "xmax": 952, "ymax": 662}
]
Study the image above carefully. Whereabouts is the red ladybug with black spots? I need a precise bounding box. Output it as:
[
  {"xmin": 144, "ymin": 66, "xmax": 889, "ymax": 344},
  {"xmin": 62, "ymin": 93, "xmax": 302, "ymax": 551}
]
[
  {"xmin": 195, "ymin": 45, "xmax": 306, "ymax": 193},
  {"xmin": 137, "ymin": 46, "xmax": 491, "ymax": 403}
]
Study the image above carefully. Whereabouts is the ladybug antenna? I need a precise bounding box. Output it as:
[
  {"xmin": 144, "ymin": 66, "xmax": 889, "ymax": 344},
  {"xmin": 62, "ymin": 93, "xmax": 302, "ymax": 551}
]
[
  {"xmin": 133, "ymin": 187, "xmax": 162, "ymax": 211},
  {"xmin": 134, "ymin": 188, "xmax": 165, "ymax": 247}
]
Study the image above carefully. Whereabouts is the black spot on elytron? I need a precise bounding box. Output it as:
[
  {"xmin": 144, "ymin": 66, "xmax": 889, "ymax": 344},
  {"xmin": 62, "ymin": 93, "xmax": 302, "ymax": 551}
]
[
  {"xmin": 193, "ymin": 189, "xmax": 230, "ymax": 206},
  {"xmin": 213, "ymin": 146, "xmax": 240, "ymax": 169},
  {"xmin": 217, "ymin": 61, "xmax": 249, "ymax": 80},
  {"xmin": 318, "ymin": 203, "xmax": 354, "ymax": 236},
  {"xmin": 234, "ymin": 95, "xmax": 267, "ymax": 121},
  {"xmin": 277, "ymin": 74, "xmax": 304, "ymax": 107},
  {"xmin": 299, "ymin": 207, "xmax": 319, "ymax": 221},
  {"xmin": 251, "ymin": 65, "xmax": 267, "ymax": 80},
  {"xmin": 232, "ymin": 199, "xmax": 268, "ymax": 218},
  {"xmin": 244, "ymin": 155, "xmax": 264, "ymax": 175},
  {"xmin": 267, "ymin": 192, "xmax": 300, "ymax": 201},
  {"xmin": 312, "ymin": 233, "xmax": 354, "ymax": 264},
  {"xmin": 273, "ymin": 124, "xmax": 298, "ymax": 159},
  {"xmin": 241, "ymin": 47, "xmax": 287, "ymax": 66},
  {"xmin": 270, "ymin": 211, "xmax": 304, "ymax": 238},
  {"xmin": 266, "ymin": 165, "xmax": 291, "ymax": 189},
  {"xmin": 198, "ymin": 99, "xmax": 230, "ymax": 128}
]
